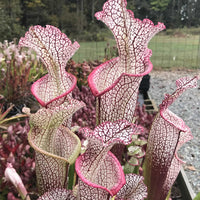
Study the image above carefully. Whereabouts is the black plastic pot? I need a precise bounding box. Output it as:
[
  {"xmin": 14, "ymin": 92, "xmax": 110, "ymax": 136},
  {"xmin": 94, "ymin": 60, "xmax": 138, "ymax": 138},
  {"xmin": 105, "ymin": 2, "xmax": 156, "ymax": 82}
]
[{"xmin": 175, "ymin": 167, "xmax": 196, "ymax": 200}]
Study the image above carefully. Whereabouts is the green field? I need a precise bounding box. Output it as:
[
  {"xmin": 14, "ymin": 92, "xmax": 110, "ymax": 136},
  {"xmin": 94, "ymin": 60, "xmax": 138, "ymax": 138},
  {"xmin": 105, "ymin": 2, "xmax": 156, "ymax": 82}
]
[{"xmin": 72, "ymin": 34, "xmax": 200, "ymax": 69}]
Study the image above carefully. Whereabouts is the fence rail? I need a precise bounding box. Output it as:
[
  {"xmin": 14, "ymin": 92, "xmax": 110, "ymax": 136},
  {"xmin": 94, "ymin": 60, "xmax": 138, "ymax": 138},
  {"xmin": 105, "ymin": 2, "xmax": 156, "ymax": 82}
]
[{"xmin": 72, "ymin": 33, "xmax": 200, "ymax": 70}]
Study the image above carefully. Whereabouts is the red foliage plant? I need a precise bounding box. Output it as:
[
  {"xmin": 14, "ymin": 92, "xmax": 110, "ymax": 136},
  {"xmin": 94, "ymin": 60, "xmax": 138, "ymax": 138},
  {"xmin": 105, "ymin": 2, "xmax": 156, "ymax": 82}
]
[{"xmin": 0, "ymin": 119, "xmax": 36, "ymax": 199}]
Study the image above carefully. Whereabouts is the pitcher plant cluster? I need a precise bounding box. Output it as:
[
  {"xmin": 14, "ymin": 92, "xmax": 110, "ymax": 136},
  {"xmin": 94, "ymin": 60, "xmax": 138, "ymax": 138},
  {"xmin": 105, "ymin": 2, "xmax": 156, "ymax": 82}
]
[{"xmin": 4, "ymin": 0, "xmax": 199, "ymax": 200}]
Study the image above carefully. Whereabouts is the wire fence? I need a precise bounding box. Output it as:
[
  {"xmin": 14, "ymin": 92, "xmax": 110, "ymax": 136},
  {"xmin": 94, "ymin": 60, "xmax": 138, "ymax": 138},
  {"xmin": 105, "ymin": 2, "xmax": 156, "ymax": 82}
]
[{"xmin": 72, "ymin": 33, "xmax": 200, "ymax": 70}]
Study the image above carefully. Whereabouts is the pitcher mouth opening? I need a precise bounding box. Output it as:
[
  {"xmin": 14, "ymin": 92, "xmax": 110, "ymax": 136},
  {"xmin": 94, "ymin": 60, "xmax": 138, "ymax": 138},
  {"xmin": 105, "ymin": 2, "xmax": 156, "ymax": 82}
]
[{"xmin": 88, "ymin": 57, "xmax": 153, "ymax": 97}]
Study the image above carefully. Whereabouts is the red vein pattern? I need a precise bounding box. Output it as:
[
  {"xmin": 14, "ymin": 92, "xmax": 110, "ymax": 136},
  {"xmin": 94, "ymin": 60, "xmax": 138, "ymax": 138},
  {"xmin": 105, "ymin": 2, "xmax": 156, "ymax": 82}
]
[
  {"xmin": 95, "ymin": 73, "xmax": 143, "ymax": 124},
  {"xmin": 115, "ymin": 174, "xmax": 147, "ymax": 200},
  {"xmin": 88, "ymin": 0, "xmax": 165, "ymax": 124},
  {"xmin": 35, "ymin": 152, "xmax": 68, "ymax": 194},
  {"xmin": 95, "ymin": 0, "xmax": 165, "ymax": 74},
  {"xmin": 37, "ymin": 188, "xmax": 76, "ymax": 200},
  {"xmin": 19, "ymin": 25, "xmax": 79, "ymax": 107},
  {"xmin": 76, "ymin": 151, "xmax": 124, "ymax": 199},
  {"xmin": 78, "ymin": 179, "xmax": 111, "ymax": 200},
  {"xmin": 75, "ymin": 120, "xmax": 140, "ymax": 199},
  {"xmin": 85, "ymin": 120, "xmax": 141, "ymax": 145},
  {"xmin": 26, "ymin": 101, "xmax": 84, "ymax": 194},
  {"xmin": 19, "ymin": 25, "xmax": 85, "ymax": 194},
  {"xmin": 143, "ymin": 76, "xmax": 199, "ymax": 200}
]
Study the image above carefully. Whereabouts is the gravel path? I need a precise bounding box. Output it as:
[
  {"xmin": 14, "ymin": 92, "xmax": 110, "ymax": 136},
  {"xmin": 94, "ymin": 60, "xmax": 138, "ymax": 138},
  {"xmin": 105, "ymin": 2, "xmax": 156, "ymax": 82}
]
[{"xmin": 148, "ymin": 69, "xmax": 200, "ymax": 195}]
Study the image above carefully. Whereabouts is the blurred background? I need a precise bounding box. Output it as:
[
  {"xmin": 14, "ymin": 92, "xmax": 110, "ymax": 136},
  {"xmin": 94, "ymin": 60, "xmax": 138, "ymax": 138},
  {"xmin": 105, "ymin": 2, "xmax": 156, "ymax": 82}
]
[{"xmin": 0, "ymin": 0, "xmax": 200, "ymax": 69}]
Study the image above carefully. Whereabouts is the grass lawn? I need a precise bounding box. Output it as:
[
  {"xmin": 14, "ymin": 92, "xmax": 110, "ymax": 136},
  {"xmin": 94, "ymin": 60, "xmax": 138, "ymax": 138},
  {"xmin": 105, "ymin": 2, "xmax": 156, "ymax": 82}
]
[{"xmin": 72, "ymin": 34, "xmax": 200, "ymax": 70}]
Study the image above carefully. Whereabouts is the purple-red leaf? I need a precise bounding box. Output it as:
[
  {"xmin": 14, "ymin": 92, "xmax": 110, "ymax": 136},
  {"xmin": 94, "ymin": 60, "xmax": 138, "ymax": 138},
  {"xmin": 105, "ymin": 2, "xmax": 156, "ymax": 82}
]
[
  {"xmin": 143, "ymin": 76, "xmax": 199, "ymax": 200},
  {"xmin": 19, "ymin": 25, "xmax": 79, "ymax": 107},
  {"xmin": 75, "ymin": 120, "xmax": 140, "ymax": 199},
  {"xmin": 37, "ymin": 188, "xmax": 76, "ymax": 200},
  {"xmin": 88, "ymin": 0, "xmax": 165, "ymax": 124},
  {"xmin": 115, "ymin": 174, "xmax": 147, "ymax": 200}
]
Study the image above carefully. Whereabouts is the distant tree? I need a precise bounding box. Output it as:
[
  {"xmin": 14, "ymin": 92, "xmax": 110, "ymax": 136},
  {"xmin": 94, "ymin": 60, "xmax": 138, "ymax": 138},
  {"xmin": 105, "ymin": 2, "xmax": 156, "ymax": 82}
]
[
  {"xmin": 182, "ymin": 0, "xmax": 200, "ymax": 27},
  {"xmin": 0, "ymin": 0, "xmax": 24, "ymax": 41},
  {"xmin": 61, "ymin": 4, "xmax": 81, "ymax": 36},
  {"xmin": 1, "ymin": 0, "xmax": 199, "ymax": 42},
  {"xmin": 150, "ymin": 0, "xmax": 171, "ymax": 22},
  {"xmin": 150, "ymin": 0, "xmax": 171, "ymax": 12},
  {"xmin": 163, "ymin": 0, "xmax": 200, "ymax": 28},
  {"xmin": 127, "ymin": 0, "xmax": 151, "ymax": 20},
  {"xmin": 193, "ymin": 0, "xmax": 200, "ymax": 26},
  {"xmin": 21, "ymin": 0, "xmax": 49, "ymax": 27}
]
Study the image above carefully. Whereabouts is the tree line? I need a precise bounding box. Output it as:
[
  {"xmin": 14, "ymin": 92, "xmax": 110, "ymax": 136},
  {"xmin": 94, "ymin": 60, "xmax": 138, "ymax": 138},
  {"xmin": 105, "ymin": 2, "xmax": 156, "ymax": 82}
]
[{"xmin": 0, "ymin": 0, "xmax": 200, "ymax": 42}]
